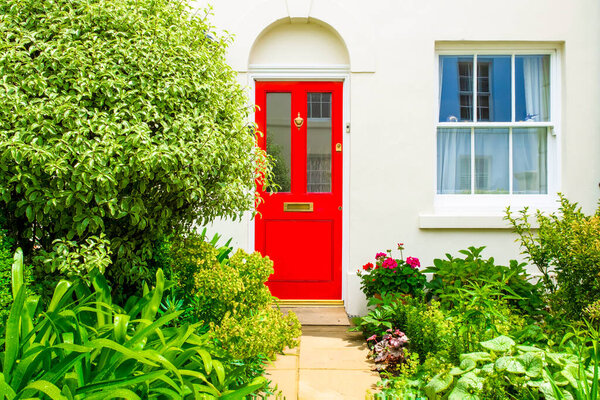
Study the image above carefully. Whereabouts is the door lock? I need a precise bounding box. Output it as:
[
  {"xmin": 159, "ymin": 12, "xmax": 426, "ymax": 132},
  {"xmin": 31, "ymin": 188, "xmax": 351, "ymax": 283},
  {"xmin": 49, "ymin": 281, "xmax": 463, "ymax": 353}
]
[{"xmin": 335, "ymin": 143, "xmax": 342, "ymax": 152}]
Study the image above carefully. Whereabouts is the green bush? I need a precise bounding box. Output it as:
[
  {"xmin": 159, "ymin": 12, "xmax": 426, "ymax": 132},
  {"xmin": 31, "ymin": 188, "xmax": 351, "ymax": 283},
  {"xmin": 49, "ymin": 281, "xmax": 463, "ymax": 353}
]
[
  {"xmin": 424, "ymin": 246, "xmax": 546, "ymax": 317},
  {"xmin": 159, "ymin": 232, "xmax": 301, "ymax": 361},
  {"xmin": 507, "ymin": 194, "xmax": 600, "ymax": 320},
  {"xmin": 0, "ymin": 0, "xmax": 270, "ymax": 291},
  {"xmin": 0, "ymin": 249, "xmax": 266, "ymax": 399},
  {"xmin": 355, "ymin": 295, "xmax": 456, "ymax": 365}
]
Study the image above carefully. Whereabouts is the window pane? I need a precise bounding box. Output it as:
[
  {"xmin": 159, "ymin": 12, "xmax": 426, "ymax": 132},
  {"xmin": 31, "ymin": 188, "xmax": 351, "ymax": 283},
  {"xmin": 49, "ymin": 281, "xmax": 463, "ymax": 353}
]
[
  {"xmin": 439, "ymin": 56, "xmax": 474, "ymax": 122},
  {"xmin": 474, "ymin": 128, "xmax": 509, "ymax": 194},
  {"xmin": 437, "ymin": 128, "xmax": 471, "ymax": 194},
  {"xmin": 477, "ymin": 56, "xmax": 511, "ymax": 122},
  {"xmin": 515, "ymin": 55, "xmax": 550, "ymax": 122},
  {"xmin": 513, "ymin": 128, "xmax": 547, "ymax": 194},
  {"xmin": 266, "ymin": 93, "xmax": 291, "ymax": 192},
  {"xmin": 307, "ymin": 92, "xmax": 332, "ymax": 192}
]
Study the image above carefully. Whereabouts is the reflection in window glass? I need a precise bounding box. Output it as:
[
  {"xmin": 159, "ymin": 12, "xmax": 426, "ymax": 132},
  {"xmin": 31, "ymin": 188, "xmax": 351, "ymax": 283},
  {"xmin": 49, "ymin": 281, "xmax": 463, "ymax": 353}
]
[
  {"xmin": 437, "ymin": 128, "xmax": 471, "ymax": 194},
  {"xmin": 307, "ymin": 93, "xmax": 332, "ymax": 192},
  {"xmin": 515, "ymin": 55, "xmax": 550, "ymax": 122},
  {"xmin": 477, "ymin": 56, "xmax": 511, "ymax": 122},
  {"xmin": 475, "ymin": 128, "xmax": 509, "ymax": 194},
  {"xmin": 266, "ymin": 93, "xmax": 291, "ymax": 192},
  {"xmin": 439, "ymin": 56, "xmax": 474, "ymax": 122},
  {"xmin": 513, "ymin": 128, "xmax": 547, "ymax": 194}
]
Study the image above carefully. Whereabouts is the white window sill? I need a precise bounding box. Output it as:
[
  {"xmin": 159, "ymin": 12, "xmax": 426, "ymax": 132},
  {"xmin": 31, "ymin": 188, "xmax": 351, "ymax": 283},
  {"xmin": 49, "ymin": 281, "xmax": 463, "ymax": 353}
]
[{"xmin": 419, "ymin": 214, "xmax": 540, "ymax": 229}]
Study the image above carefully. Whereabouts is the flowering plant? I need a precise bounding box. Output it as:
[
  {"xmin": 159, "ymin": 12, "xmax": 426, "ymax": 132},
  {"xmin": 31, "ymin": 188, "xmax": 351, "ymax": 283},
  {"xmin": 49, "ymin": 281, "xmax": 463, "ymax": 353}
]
[
  {"xmin": 366, "ymin": 328, "xmax": 410, "ymax": 371},
  {"xmin": 357, "ymin": 243, "xmax": 426, "ymax": 298}
]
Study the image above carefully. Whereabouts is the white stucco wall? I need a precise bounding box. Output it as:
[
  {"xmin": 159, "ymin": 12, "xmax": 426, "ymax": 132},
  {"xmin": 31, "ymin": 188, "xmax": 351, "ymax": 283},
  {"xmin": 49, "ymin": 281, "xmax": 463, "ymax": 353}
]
[{"xmin": 195, "ymin": 0, "xmax": 600, "ymax": 316}]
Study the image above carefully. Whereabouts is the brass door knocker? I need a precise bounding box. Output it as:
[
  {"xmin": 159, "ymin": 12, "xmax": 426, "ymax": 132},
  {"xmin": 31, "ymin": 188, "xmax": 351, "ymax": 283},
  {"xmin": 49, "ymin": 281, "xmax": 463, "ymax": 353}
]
[{"xmin": 294, "ymin": 112, "xmax": 304, "ymax": 129}]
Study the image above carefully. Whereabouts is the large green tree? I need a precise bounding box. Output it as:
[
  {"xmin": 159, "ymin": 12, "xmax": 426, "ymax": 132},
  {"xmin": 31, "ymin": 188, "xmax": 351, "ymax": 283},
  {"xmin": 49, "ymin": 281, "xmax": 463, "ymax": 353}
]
[{"xmin": 0, "ymin": 0, "xmax": 268, "ymax": 287}]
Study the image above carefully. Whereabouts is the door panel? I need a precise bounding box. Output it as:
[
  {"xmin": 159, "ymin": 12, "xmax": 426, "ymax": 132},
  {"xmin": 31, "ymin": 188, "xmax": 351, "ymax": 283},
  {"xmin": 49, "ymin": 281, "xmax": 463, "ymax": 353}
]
[
  {"xmin": 265, "ymin": 220, "xmax": 333, "ymax": 282},
  {"xmin": 255, "ymin": 81, "xmax": 343, "ymax": 299}
]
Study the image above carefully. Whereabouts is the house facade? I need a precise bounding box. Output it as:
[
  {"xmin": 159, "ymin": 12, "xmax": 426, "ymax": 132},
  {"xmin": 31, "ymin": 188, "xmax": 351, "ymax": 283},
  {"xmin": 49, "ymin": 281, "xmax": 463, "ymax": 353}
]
[{"xmin": 195, "ymin": 0, "xmax": 600, "ymax": 316}]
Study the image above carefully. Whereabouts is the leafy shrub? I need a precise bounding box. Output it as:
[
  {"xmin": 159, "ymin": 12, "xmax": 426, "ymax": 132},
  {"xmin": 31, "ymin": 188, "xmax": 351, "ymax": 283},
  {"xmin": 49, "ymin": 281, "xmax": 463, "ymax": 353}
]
[
  {"xmin": 357, "ymin": 243, "xmax": 426, "ymax": 298},
  {"xmin": 423, "ymin": 335, "xmax": 600, "ymax": 400},
  {"xmin": 1, "ymin": 249, "xmax": 266, "ymax": 399},
  {"xmin": 213, "ymin": 308, "xmax": 301, "ymax": 360},
  {"xmin": 160, "ymin": 231, "xmax": 301, "ymax": 361},
  {"xmin": 507, "ymin": 195, "xmax": 600, "ymax": 320},
  {"xmin": 441, "ymin": 281, "xmax": 526, "ymax": 357},
  {"xmin": 425, "ymin": 246, "xmax": 546, "ymax": 317},
  {"xmin": 0, "ymin": 0, "xmax": 270, "ymax": 290},
  {"xmin": 354, "ymin": 295, "xmax": 456, "ymax": 365}
]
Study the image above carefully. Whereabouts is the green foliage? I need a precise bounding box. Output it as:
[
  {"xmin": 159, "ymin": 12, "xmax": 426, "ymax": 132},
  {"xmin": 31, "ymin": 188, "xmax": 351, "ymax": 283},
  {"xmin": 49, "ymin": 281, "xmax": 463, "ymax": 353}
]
[
  {"xmin": 357, "ymin": 245, "xmax": 426, "ymax": 298},
  {"xmin": 425, "ymin": 246, "xmax": 546, "ymax": 317},
  {"xmin": 441, "ymin": 281, "xmax": 526, "ymax": 356},
  {"xmin": 421, "ymin": 334, "xmax": 600, "ymax": 400},
  {"xmin": 159, "ymin": 231, "xmax": 301, "ymax": 361},
  {"xmin": 0, "ymin": 0, "xmax": 271, "ymax": 289},
  {"xmin": 354, "ymin": 295, "xmax": 456, "ymax": 365},
  {"xmin": 0, "ymin": 249, "xmax": 266, "ymax": 399},
  {"xmin": 506, "ymin": 194, "xmax": 600, "ymax": 320},
  {"xmin": 0, "ymin": 230, "xmax": 34, "ymax": 329},
  {"xmin": 213, "ymin": 307, "xmax": 301, "ymax": 360}
]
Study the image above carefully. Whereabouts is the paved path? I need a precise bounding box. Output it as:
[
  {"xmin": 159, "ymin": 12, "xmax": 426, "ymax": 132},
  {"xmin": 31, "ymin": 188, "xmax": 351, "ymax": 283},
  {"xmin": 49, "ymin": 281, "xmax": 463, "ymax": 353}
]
[{"xmin": 266, "ymin": 308, "xmax": 379, "ymax": 399}]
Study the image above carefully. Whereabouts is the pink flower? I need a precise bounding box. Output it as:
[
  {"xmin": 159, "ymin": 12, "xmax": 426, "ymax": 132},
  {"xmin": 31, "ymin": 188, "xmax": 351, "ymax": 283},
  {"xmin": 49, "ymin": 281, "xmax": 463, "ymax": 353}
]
[
  {"xmin": 406, "ymin": 257, "xmax": 420, "ymax": 269},
  {"xmin": 375, "ymin": 252, "xmax": 387, "ymax": 260},
  {"xmin": 397, "ymin": 243, "xmax": 404, "ymax": 250},
  {"xmin": 382, "ymin": 258, "xmax": 398, "ymax": 269},
  {"xmin": 367, "ymin": 334, "xmax": 377, "ymax": 341}
]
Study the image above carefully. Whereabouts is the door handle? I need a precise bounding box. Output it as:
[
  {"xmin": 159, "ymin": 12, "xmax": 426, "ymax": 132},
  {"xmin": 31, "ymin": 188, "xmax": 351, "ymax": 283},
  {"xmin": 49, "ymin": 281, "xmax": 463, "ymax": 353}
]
[{"xmin": 283, "ymin": 202, "xmax": 313, "ymax": 212}]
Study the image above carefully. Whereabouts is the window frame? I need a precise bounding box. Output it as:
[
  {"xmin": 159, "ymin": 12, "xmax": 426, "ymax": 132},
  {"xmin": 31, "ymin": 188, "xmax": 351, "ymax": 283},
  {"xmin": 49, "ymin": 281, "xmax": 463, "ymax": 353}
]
[{"xmin": 434, "ymin": 45, "xmax": 561, "ymax": 213}]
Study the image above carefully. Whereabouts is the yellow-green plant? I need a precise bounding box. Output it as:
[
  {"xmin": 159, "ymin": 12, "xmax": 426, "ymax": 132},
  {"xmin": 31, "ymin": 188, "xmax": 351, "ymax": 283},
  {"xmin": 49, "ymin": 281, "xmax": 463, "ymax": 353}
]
[
  {"xmin": 166, "ymin": 233, "xmax": 301, "ymax": 361},
  {"xmin": 0, "ymin": 249, "xmax": 266, "ymax": 399},
  {"xmin": 506, "ymin": 195, "xmax": 600, "ymax": 319}
]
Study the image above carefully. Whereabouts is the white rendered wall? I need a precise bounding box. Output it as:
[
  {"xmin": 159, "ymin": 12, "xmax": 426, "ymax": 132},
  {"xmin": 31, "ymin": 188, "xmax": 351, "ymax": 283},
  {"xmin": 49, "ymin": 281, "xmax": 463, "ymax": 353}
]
[{"xmin": 197, "ymin": 0, "xmax": 600, "ymax": 316}]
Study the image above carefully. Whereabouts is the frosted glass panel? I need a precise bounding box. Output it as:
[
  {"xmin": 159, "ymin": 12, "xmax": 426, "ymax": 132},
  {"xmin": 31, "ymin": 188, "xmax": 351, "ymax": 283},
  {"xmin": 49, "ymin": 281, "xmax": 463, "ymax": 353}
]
[
  {"xmin": 266, "ymin": 93, "xmax": 291, "ymax": 192},
  {"xmin": 474, "ymin": 128, "xmax": 509, "ymax": 194},
  {"xmin": 307, "ymin": 93, "xmax": 332, "ymax": 192},
  {"xmin": 513, "ymin": 128, "xmax": 547, "ymax": 194}
]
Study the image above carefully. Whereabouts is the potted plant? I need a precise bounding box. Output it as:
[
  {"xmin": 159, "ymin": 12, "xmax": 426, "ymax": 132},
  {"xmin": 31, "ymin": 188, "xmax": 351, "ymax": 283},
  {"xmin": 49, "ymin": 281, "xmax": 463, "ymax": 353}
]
[{"xmin": 357, "ymin": 243, "xmax": 426, "ymax": 298}]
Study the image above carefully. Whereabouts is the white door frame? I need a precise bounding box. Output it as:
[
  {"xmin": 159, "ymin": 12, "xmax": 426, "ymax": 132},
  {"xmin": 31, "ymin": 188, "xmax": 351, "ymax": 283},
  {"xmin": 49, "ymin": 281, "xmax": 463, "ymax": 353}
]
[{"xmin": 247, "ymin": 64, "xmax": 351, "ymax": 304}]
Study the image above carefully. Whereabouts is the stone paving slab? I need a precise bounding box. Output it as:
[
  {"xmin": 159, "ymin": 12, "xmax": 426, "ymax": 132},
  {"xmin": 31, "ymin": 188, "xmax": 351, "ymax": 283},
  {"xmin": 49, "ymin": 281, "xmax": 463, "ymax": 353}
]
[{"xmin": 266, "ymin": 322, "xmax": 378, "ymax": 400}]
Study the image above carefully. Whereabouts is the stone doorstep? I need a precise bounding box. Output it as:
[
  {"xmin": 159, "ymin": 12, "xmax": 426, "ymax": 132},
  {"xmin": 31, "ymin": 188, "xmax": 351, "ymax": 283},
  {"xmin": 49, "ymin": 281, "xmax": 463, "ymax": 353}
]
[{"xmin": 279, "ymin": 306, "xmax": 350, "ymax": 326}]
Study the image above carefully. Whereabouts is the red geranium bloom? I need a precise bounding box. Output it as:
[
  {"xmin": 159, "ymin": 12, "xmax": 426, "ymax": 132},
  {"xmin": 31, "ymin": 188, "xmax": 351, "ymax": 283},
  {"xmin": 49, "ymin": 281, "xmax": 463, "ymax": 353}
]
[{"xmin": 363, "ymin": 262, "xmax": 375, "ymax": 271}]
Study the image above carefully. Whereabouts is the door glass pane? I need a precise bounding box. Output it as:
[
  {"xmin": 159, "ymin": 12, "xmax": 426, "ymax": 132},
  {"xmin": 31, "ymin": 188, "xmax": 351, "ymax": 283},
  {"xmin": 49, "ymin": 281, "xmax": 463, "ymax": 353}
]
[
  {"xmin": 437, "ymin": 128, "xmax": 471, "ymax": 194},
  {"xmin": 515, "ymin": 55, "xmax": 550, "ymax": 122},
  {"xmin": 474, "ymin": 128, "xmax": 509, "ymax": 194},
  {"xmin": 477, "ymin": 56, "xmax": 511, "ymax": 122},
  {"xmin": 513, "ymin": 127, "xmax": 547, "ymax": 194},
  {"xmin": 439, "ymin": 56, "xmax": 474, "ymax": 122},
  {"xmin": 266, "ymin": 93, "xmax": 291, "ymax": 192},
  {"xmin": 307, "ymin": 93, "xmax": 332, "ymax": 193}
]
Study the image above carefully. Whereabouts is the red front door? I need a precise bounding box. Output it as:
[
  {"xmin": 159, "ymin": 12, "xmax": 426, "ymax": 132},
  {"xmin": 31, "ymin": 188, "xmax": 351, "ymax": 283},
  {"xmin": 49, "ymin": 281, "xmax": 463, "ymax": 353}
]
[{"xmin": 255, "ymin": 81, "xmax": 343, "ymax": 299}]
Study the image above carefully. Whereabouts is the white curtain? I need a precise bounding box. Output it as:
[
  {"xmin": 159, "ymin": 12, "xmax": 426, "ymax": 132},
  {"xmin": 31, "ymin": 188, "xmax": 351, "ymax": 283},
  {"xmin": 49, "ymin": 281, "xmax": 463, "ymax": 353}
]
[
  {"xmin": 512, "ymin": 128, "xmax": 547, "ymax": 194},
  {"xmin": 522, "ymin": 56, "xmax": 550, "ymax": 122},
  {"xmin": 474, "ymin": 129, "xmax": 509, "ymax": 193},
  {"xmin": 437, "ymin": 128, "xmax": 471, "ymax": 194}
]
